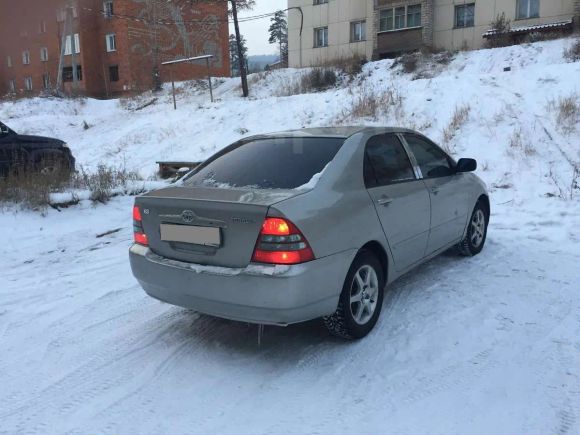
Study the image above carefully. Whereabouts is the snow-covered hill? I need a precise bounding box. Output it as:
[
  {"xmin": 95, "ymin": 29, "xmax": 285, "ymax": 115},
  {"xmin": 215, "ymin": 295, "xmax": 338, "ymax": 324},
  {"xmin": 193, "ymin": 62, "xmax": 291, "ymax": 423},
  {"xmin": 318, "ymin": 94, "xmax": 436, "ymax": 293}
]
[{"xmin": 0, "ymin": 38, "xmax": 579, "ymax": 435}]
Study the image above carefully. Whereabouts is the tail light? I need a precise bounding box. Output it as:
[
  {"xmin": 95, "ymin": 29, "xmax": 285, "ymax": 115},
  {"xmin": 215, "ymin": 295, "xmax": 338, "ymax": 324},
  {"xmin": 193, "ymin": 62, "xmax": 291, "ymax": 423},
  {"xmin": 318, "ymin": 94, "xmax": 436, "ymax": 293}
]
[
  {"xmin": 251, "ymin": 217, "xmax": 314, "ymax": 265},
  {"xmin": 133, "ymin": 205, "xmax": 149, "ymax": 246}
]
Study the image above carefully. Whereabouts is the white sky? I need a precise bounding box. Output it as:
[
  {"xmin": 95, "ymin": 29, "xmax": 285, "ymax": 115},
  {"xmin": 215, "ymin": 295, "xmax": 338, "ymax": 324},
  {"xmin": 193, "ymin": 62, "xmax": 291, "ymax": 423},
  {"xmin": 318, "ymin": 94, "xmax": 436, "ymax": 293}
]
[{"xmin": 230, "ymin": 0, "xmax": 287, "ymax": 56}]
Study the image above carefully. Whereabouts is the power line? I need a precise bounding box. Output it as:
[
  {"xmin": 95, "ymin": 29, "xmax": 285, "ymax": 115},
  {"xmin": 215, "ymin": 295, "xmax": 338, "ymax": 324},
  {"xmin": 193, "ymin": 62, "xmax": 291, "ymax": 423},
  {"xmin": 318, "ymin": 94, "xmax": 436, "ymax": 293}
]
[{"xmin": 80, "ymin": 6, "xmax": 282, "ymax": 26}]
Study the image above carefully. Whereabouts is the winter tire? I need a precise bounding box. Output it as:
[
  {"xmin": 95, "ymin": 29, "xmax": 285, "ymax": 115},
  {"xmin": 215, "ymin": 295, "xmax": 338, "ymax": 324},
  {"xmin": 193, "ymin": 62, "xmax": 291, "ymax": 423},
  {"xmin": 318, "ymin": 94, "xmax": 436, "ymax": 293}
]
[
  {"xmin": 323, "ymin": 250, "xmax": 385, "ymax": 340},
  {"xmin": 458, "ymin": 200, "xmax": 488, "ymax": 256}
]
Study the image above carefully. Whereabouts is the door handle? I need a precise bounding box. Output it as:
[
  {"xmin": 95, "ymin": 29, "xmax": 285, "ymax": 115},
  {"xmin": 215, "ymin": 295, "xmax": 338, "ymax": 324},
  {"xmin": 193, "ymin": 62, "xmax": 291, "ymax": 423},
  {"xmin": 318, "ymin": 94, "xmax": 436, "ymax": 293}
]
[{"xmin": 377, "ymin": 196, "xmax": 393, "ymax": 206}]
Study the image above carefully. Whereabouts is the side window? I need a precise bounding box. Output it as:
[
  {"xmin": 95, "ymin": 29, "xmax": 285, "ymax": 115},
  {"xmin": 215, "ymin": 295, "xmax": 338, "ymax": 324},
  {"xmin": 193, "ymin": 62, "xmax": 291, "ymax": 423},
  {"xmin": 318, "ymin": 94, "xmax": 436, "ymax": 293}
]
[
  {"xmin": 404, "ymin": 135, "xmax": 454, "ymax": 178},
  {"xmin": 364, "ymin": 134, "xmax": 416, "ymax": 187}
]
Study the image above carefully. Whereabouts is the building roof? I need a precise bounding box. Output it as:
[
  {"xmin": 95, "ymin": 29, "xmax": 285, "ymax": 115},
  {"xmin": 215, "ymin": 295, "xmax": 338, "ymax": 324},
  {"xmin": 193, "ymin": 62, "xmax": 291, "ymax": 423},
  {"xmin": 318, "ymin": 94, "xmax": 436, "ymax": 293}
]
[{"xmin": 482, "ymin": 19, "xmax": 574, "ymax": 38}]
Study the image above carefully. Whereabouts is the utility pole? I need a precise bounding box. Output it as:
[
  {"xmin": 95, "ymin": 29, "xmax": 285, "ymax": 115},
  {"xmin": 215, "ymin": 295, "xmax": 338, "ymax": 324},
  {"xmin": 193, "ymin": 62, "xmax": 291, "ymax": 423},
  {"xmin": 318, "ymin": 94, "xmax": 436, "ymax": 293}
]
[
  {"xmin": 231, "ymin": 0, "xmax": 248, "ymax": 97},
  {"xmin": 69, "ymin": 7, "xmax": 79, "ymax": 92}
]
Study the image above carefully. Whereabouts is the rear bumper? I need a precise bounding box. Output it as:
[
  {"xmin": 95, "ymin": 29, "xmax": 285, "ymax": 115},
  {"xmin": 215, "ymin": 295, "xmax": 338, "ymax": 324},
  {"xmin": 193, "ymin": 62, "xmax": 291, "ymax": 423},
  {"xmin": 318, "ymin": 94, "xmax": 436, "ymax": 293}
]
[{"xmin": 129, "ymin": 244, "xmax": 356, "ymax": 325}]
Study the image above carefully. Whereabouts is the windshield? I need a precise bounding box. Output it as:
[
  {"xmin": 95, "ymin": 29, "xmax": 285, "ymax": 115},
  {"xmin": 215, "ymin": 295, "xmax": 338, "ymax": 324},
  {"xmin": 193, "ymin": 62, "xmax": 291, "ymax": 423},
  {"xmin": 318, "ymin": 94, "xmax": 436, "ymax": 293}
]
[{"xmin": 183, "ymin": 137, "xmax": 344, "ymax": 190}]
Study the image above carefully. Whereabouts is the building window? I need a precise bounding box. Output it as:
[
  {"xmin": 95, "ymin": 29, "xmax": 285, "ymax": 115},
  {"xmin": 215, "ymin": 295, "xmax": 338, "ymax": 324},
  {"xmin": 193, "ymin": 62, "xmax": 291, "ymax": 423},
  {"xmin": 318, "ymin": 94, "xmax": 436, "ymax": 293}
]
[
  {"xmin": 406, "ymin": 4, "xmax": 422, "ymax": 28},
  {"xmin": 109, "ymin": 65, "xmax": 119, "ymax": 82},
  {"xmin": 350, "ymin": 21, "xmax": 366, "ymax": 42},
  {"xmin": 103, "ymin": 1, "xmax": 114, "ymax": 18},
  {"xmin": 313, "ymin": 0, "xmax": 328, "ymax": 4},
  {"xmin": 8, "ymin": 80, "xmax": 16, "ymax": 93},
  {"xmin": 62, "ymin": 66, "xmax": 83, "ymax": 82},
  {"xmin": 7, "ymin": 56, "xmax": 12, "ymax": 68},
  {"xmin": 24, "ymin": 77, "xmax": 33, "ymax": 91},
  {"xmin": 106, "ymin": 33, "xmax": 117, "ymax": 52},
  {"xmin": 39, "ymin": 20, "xmax": 47, "ymax": 33},
  {"xmin": 455, "ymin": 4, "xmax": 475, "ymax": 28},
  {"xmin": 379, "ymin": 4, "xmax": 422, "ymax": 32},
  {"xmin": 42, "ymin": 73, "xmax": 51, "ymax": 89},
  {"xmin": 40, "ymin": 47, "xmax": 49, "ymax": 62},
  {"xmin": 394, "ymin": 7, "xmax": 406, "ymax": 29},
  {"xmin": 22, "ymin": 51, "xmax": 30, "ymax": 65},
  {"xmin": 314, "ymin": 27, "xmax": 328, "ymax": 48},
  {"xmin": 516, "ymin": 0, "xmax": 539, "ymax": 19},
  {"xmin": 64, "ymin": 34, "xmax": 81, "ymax": 55}
]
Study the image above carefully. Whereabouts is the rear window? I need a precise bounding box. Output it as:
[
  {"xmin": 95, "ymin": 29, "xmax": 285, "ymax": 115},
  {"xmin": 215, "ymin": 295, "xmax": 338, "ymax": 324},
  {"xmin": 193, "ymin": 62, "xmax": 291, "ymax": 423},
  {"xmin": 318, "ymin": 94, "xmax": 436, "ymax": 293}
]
[{"xmin": 183, "ymin": 137, "xmax": 344, "ymax": 190}]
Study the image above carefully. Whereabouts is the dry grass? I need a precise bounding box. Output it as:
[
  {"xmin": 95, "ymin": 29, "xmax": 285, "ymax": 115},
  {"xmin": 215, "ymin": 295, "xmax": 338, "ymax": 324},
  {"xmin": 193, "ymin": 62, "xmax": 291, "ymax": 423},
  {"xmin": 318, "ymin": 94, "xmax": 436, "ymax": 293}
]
[
  {"xmin": 0, "ymin": 164, "xmax": 142, "ymax": 210},
  {"xmin": 322, "ymin": 54, "xmax": 366, "ymax": 77},
  {"xmin": 276, "ymin": 67, "xmax": 338, "ymax": 97},
  {"xmin": 442, "ymin": 104, "xmax": 471, "ymax": 150},
  {"xmin": 508, "ymin": 129, "xmax": 536, "ymax": 157},
  {"xmin": 78, "ymin": 164, "xmax": 141, "ymax": 204},
  {"xmin": 551, "ymin": 94, "xmax": 580, "ymax": 134},
  {"xmin": 338, "ymin": 85, "xmax": 403, "ymax": 123}
]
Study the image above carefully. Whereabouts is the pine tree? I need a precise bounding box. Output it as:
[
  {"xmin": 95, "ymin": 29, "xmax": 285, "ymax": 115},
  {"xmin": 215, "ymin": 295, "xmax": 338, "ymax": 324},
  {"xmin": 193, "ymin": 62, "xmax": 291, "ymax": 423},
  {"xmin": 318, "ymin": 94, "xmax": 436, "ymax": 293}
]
[
  {"xmin": 268, "ymin": 10, "xmax": 288, "ymax": 65},
  {"xmin": 229, "ymin": 34, "xmax": 248, "ymax": 77}
]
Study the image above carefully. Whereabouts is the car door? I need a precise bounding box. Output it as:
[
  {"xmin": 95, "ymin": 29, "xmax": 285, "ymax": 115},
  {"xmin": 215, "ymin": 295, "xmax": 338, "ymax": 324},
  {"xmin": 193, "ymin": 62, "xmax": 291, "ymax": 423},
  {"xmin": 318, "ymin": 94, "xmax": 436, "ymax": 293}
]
[
  {"xmin": 365, "ymin": 134, "xmax": 431, "ymax": 272},
  {"xmin": 402, "ymin": 134, "xmax": 470, "ymax": 255}
]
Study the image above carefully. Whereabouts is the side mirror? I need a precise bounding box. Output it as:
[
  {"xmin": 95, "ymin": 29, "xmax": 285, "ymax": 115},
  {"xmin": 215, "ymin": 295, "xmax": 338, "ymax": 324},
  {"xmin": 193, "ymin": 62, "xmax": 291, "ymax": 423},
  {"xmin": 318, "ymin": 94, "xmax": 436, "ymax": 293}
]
[{"xmin": 456, "ymin": 158, "xmax": 477, "ymax": 173}]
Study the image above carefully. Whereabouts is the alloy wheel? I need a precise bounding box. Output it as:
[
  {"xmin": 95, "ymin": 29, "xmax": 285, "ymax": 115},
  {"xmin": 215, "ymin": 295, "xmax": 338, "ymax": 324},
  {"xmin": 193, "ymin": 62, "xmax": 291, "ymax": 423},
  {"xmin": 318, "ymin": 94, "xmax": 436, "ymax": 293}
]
[
  {"xmin": 349, "ymin": 265, "xmax": 379, "ymax": 325},
  {"xmin": 471, "ymin": 209, "xmax": 486, "ymax": 248}
]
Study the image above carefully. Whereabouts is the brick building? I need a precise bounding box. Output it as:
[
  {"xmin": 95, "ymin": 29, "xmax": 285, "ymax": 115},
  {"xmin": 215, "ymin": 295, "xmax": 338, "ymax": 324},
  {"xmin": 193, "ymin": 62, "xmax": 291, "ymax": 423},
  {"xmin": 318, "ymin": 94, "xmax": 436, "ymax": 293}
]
[{"xmin": 0, "ymin": 0, "xmax": 230, "ymax": 98}]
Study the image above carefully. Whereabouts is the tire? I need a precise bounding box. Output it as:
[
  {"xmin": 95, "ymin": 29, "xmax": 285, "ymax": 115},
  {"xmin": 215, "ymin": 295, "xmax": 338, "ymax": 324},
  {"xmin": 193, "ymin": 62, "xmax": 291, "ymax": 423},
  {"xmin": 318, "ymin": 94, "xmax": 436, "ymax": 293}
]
[
  {"xmin": 457, "ymin": 200, "xmax": 489, "ymax": 256},
  {"xmin": 323, "ymin": 250, "xmax": 385, "ymax": 340}
]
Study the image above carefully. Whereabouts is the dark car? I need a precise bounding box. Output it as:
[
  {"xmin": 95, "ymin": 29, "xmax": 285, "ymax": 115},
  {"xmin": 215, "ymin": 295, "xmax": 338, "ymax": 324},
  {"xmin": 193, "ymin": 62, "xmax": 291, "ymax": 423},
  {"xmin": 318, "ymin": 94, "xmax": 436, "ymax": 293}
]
[{"xmin": 0, "ymin": 121, "xmax": 75, "ymax": 177}]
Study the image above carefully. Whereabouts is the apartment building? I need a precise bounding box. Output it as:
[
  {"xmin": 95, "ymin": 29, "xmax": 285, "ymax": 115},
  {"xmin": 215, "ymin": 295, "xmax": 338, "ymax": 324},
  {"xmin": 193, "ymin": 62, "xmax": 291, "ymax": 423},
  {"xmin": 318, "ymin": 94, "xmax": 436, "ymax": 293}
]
[
  {"xmin": 288, "ymin": 0, "xmax": 579, "ymax": 67},
  {"xmin": 0, "ymin": 0, "xmax": 230, "ymax": 98},
  {"xmin": 287, "ymin": 0, "xmax": 375, "ymax": 67}
]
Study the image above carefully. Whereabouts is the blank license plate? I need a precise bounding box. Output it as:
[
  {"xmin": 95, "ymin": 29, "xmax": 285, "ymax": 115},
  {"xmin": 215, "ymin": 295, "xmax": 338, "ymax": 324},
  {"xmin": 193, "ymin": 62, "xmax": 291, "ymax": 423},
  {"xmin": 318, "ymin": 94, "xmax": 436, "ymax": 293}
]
[{"xmin": 160, "ymin": 224, "xmax": 221, "ymax": 247}]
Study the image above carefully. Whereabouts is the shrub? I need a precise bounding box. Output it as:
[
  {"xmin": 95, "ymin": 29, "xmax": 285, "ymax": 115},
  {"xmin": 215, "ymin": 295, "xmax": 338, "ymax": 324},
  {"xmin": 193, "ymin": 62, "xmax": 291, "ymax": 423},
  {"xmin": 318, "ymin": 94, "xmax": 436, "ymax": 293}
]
[
  {"xmin": 325, "ymin": 54, "xmax": 366, "ymax": 77},
  {"xmin": 563, "ymin": 39, "xmax": 580, "ymax": 62},
  {"xmin": 276, "ymin": 67, "xmax": 337, "ymax": 96},
  {"xmin": 484, "ymin": 13, "xmax": 512, "ymax": 48},
  {"xmin": 79, "ymin": 164, "xmax": 141, "ymax": 203}
]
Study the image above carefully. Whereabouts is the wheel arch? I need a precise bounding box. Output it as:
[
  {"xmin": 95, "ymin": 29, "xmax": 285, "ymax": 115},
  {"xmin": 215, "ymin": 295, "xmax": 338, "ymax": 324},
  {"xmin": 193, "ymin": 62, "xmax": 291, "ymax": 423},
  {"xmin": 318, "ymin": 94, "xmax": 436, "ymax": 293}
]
[
  {"xmin": 477, "ymin": 194, "xmax": 490, "ymax": 218},
  {"xmin": 359, "ymin": 240, "xmax": 389, "ymax": 283}
]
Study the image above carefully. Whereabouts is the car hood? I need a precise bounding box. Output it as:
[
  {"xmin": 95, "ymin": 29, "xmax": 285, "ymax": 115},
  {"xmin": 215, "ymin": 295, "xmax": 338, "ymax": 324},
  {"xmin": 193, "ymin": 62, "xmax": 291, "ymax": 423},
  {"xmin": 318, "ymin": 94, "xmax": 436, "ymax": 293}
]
[{"xmin": 15, "ymin": 134, "xmax": 65, "ymax": 147}]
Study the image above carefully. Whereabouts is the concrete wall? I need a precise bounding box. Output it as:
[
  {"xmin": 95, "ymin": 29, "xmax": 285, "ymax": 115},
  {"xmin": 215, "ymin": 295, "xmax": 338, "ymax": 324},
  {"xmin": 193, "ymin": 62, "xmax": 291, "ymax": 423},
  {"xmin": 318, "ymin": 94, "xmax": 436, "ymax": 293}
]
[
  {"xmin": 288, "ymin": 0, "xmax": 374, "ymax": 68},
  {"xmin": 433, "ymin": 0, "xmax": 576, "ymax": 51}
]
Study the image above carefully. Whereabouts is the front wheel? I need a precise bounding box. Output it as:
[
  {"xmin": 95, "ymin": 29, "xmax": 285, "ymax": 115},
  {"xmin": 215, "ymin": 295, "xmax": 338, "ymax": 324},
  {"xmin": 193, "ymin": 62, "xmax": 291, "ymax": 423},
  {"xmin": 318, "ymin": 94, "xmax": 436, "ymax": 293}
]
[
  {"xmin": 323, "ymin": 251, "xmax": 385, "ymax": 340},
  {"xmin": 458, "ymin": 201, "xmax": 489, "ymax": 256}
]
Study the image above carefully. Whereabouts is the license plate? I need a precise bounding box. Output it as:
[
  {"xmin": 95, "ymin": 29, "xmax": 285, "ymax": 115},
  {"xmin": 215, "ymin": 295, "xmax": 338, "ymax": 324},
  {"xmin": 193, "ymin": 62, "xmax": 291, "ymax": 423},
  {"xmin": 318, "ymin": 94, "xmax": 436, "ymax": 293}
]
[{"xmin": 160, "ymin": 224, "xmax": 221, "ymax": 247}]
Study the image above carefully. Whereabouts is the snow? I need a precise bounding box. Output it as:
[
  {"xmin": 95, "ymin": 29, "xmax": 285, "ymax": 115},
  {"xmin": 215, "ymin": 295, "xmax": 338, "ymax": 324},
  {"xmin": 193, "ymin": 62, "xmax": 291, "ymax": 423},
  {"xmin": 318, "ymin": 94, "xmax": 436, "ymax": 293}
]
[{"xmin": 1, "ymin": 38, "xmax": 579, "ymax": 434}]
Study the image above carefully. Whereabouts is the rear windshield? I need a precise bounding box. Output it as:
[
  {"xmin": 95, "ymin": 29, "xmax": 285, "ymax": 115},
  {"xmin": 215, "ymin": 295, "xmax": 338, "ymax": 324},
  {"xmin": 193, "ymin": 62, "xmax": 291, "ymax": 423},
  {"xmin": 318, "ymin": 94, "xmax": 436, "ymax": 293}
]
[{"xmin": 183, "ymin": 137, "xmax": 344, "ymax": 190}]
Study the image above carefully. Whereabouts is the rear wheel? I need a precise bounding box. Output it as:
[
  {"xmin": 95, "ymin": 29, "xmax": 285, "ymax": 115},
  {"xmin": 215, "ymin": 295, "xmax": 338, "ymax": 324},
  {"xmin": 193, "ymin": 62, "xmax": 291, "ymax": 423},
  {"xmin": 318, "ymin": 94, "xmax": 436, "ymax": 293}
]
[
  {"xmin": 457, "ymin": 201, "xmax": 488, "ymax": 256},
  {"xmin": 323, "ymin": 251, "xmax": 385, "ymax": 340}
]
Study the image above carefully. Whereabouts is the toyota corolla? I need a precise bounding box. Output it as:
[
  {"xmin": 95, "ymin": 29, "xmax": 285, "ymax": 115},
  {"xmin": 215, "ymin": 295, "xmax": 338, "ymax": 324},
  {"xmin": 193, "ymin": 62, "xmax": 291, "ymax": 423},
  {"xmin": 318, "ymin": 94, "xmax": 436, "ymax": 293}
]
[{"xmin": 129, "ymin": 127, "xmax": 489, "ymax": 339}]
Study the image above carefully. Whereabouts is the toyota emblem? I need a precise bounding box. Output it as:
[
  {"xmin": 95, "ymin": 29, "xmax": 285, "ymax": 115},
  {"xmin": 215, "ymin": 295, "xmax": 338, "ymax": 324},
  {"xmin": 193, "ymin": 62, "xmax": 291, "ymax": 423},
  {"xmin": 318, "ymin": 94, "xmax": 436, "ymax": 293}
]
[{"xmin": 181, "ymin": 210, "xmax": 195, "ymax": 223}]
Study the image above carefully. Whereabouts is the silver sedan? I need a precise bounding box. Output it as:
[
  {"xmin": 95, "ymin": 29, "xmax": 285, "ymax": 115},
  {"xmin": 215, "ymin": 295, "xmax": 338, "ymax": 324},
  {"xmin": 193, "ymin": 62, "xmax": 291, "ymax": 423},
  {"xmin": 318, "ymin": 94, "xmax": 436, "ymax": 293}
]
[{"xmin": 129, "ymin": 127, "xmax": 489, "ymax": 339}]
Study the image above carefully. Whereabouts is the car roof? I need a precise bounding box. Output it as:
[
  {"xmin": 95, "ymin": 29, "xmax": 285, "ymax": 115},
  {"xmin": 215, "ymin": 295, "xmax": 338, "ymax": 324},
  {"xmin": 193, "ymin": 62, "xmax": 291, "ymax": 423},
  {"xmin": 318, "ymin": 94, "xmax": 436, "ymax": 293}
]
[{"xmin": 257, "ymin": 126, "xmax": 418, "ymax": 139}]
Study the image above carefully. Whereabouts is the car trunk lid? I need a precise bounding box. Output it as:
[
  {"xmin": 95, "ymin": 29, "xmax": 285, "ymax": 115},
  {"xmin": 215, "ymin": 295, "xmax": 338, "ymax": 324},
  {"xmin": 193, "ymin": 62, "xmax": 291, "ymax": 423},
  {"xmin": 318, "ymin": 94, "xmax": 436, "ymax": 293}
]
[{"xmin": 135, "ymin": 186, "xmax": 302, "ymax": 268}]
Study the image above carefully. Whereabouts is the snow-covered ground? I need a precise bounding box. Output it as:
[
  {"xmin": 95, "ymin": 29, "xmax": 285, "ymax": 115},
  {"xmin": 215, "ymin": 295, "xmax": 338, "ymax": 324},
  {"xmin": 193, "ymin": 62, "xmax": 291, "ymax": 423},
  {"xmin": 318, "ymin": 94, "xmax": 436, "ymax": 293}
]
[{"xmin": 0, "ymin": 38, "xmax": 579, "ymax": 434}]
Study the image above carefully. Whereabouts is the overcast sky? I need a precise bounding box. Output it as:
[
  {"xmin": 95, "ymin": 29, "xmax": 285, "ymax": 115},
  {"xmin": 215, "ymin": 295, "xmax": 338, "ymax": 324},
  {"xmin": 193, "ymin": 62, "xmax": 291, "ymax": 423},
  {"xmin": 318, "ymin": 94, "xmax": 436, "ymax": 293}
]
[{"xmin": 231, "ymin": 0, "xmax": 287, "ymax": 56}]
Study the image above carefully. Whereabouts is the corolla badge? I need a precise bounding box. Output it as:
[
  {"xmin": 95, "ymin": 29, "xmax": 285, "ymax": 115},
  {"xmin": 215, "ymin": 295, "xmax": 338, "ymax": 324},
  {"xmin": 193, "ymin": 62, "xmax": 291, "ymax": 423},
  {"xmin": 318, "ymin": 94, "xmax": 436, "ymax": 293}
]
[{"xmin": 181, "ymin": 210, "xmax": 196, "ymax": 223}]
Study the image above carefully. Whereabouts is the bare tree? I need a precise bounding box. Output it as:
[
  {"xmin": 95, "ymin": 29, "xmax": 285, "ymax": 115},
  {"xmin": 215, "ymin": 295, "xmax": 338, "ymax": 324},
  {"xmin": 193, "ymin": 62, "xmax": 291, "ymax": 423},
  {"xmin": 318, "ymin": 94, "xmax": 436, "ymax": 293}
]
[{"xmin": 180, "ymin": 0, "xmax": 255, "ymax": 97}]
